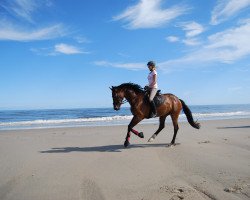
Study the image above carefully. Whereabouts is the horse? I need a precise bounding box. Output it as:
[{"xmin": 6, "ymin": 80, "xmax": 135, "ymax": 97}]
[{"xmin": 110, "ymin": 83, "xmax": 200, "ymax": 147}]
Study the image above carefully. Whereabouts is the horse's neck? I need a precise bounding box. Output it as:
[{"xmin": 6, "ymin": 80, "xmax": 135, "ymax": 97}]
[{"xmin": 124, "ymin": 90, "xmax": 143, "ymax": 105}]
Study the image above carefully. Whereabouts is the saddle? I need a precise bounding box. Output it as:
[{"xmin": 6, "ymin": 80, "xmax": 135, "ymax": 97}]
[{"xmin": 144, "ymin": 88, "xmax": 165, "ymax": 107}]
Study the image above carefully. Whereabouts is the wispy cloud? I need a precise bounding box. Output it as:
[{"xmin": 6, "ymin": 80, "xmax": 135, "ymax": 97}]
[
  {"xmin": 117, "ymin": 52, "xmax": 130, "ymax": 58},
  {"xmin": 54, "ymin": 43, "xmax": 87, "ymax": 55},
  {"xmin": 160, "ymin": 19, "xmax": 250, "ymax": 71},
  {"xmin": 0, "ymin": 0, "xmax": 49, "ymax": 23},
  {"xmin": 166, "ymin": 21, "xmax": 204, "ymax": 46},
  {"xmin": 0, "ymin": 0, "xmax": 68, "ymax": 42},
  {"xmin": 182, "ymin": 38, "xmax": 202, "ymax": 46},
  {"xmin": 166, "ymin": 36, "xmax": 179, "ymax": 42},
  {"xmin": 113, "ymin": 0, "xmax": 189, "ymax": 29},
  {"xmin": 0, "ymin": 20, "xmax": 66, "ymax": 41},
  {"xmin": 166, "ymin": 36, "xmax": 201, "ymax": 46},
  {"xmin": 211, "ymin": 0, "xmax": 250, "ymax": 25},
  {"xmin": 74, "ymin": 36, "xmax": 91, "ymax": 44},
  {"xmin": 98, "ymin": 19, "xmax": 250, "ymax": 72},
  {"xmin": 94, "ymin": 61, "xmax": 145, "ymax": 70},
  {"xmin": 31, "ymin": 43, "xmax": 89, "ymax": 56},
  {"xmin": 179, "ymin": 21, "xmax": 205, "ymax": 37}
]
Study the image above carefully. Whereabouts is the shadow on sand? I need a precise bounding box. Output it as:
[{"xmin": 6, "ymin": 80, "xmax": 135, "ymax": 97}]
[
  {"xmin": 217, "ymin": 125, "xmax": 250, "ymax": 129},
  {"xmin": 40, "ymin": 143, "xmax": 180, "ymax": 153}
]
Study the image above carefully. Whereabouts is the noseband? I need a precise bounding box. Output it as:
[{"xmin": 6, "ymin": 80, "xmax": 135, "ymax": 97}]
[{"xmin": 114, "ymin": 95, "xmax": 127, "ymax": 105}]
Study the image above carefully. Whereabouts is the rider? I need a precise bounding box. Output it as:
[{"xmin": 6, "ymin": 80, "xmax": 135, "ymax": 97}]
[{"xmin": 146, "ymin": 61, "xmax": 158, "ymax": 118}]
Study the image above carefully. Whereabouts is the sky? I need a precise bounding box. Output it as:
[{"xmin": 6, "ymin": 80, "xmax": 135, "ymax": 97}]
[{"xmin": 1, "ymin": 0, "xmax": 250, "ymax": 110}]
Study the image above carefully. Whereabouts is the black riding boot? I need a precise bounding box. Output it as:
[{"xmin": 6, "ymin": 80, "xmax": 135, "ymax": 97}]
[{"xmin": 150, "ymin": 101, "xmax": 157, "ymax": 118}]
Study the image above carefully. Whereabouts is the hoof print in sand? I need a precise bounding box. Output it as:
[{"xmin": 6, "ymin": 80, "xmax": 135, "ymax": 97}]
[
  {"xmin": 159, "ymin": 185, "xmax": 214, "ymax": 200},
  {"xmin": 81, "ymin": 179, "xmax": 105, "ymax": 200}
]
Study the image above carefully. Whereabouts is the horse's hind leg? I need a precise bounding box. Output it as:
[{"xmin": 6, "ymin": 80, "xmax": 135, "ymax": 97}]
[
  {"xmin": 148, "ymin": 115, "xmax": 167, "ymax": 142},
  {"xmin": 170, "ymin": 114, "xmax": 179, "ymax": 145}
]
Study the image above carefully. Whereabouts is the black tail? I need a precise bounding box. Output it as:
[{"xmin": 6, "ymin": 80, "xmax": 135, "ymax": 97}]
[{"xmin": 179, "ymin": 99, "xmax": 200, "ymax": 129}]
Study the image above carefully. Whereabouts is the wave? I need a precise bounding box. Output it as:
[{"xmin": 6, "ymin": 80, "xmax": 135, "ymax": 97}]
[
  {"xmin": 0, "ymin": 111, "xmax": 250, "ymax": 130},
  {"xmin": 0, "ymin": 115, "xmax": 133, "ymax": 127},
  {"xmin": 192, "ymin": 111, "xmax": 250, "ymax": 118}
]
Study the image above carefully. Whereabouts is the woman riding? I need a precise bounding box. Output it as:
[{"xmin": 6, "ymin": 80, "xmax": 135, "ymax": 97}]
[{"xmin": 146, "ymin": 61, "xmax": 158, "ymax": 118}]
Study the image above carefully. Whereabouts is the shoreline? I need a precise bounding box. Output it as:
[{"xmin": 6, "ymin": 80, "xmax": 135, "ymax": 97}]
[
  {"xmin": 1, "ymin": 117, "xmax": 250, "ymax": 132},
  {"xmin": 1, "ymin": 104, "xmax": 250, "ymax": 131},
  {"xmin": 0, "ymin": 118, "xmax": 249, "ymax": 200}
]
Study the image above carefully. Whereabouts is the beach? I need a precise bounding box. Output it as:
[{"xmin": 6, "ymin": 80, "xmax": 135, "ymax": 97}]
[{"xmin": 0, "ymin": 118, "xmax": 249, "ymax": 200}]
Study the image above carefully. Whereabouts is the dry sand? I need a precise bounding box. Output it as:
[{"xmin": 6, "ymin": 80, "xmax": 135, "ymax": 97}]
[{"xmin": 0, "ymin": 118, "xmax": 249, "ymax": 200}]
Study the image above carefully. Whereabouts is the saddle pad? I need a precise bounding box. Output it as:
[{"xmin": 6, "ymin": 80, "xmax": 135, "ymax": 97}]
[{"xmin": 153, "ymin": 94, "xmax": 165, "ymax": 107}]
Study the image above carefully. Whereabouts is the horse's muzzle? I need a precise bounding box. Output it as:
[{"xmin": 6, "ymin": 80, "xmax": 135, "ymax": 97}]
[
  {"xmin": 113, "ymin": 105, "xmax": 120, "ymax": 110},
  {"xmin": 114, "ymin": 106, "xmax": 120, "ymax": 111}
]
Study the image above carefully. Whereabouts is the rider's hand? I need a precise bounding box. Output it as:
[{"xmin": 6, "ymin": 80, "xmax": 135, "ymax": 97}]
[{"xmin": 144, "ymin": 85, "xmax": 149, "ymax": 90}]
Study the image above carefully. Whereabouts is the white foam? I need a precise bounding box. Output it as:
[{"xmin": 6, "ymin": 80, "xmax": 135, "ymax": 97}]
[
  {"xmin": 0, "ymin": 115, "xmax": 133, "ymax": 127},
  {"xmin": 1, "ymin": 111, "xmax": 250, "ymax": 130},
  {"xmin": 193, "ymin": 111, "xmax": 250, "ymax": 118}
]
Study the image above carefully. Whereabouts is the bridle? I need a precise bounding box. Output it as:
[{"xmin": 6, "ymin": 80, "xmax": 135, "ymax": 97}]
[{"xmin": 113, "ymin": 93, "xmax": 128, "ymax": 105}]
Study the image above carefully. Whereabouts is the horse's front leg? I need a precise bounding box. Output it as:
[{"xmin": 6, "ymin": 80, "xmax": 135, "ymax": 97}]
[
  {"xmin": 124, "ymin": 116, "xmax": 142, "ymax": 147},
  {"xmin": 131, "ymin": 128, "xmax": 144, "ymax": 138}
]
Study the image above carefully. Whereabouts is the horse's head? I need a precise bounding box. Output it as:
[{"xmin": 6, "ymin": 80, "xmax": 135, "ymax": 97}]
[{"xmin": 110, "ymin": 86, "xmax": 125, "ymax": 111}]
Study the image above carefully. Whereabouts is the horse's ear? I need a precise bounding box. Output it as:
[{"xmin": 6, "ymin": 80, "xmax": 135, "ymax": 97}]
[{"xmin": 109, "ymin": 86, "xmax": 113, "ymax": 90}]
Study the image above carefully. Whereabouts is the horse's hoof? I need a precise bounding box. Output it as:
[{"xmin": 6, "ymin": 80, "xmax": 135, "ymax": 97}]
[
  {"xmin": 124, "ymin": 140, "xmax": 130, "ymax": 147},
  {"xmin": 169, "ymin": 142, "xmax": 176, "ymax": 147},
  {"xmin": 138, "ymin": 132, "xmax": 144, "ymax": 138},
  {"xmin": 148, "ymin": 134, "xmax": 156, "ymax": 142}
]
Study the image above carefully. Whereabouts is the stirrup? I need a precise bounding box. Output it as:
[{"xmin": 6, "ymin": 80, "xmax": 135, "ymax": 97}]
[{"xmin": 149, "ymin": 112, "xmax": 157, "ymax": 118}]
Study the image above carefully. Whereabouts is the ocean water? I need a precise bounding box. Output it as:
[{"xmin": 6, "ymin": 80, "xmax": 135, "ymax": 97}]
[{"xmin": 0, "ymin": 104, "xmax": 250, "ymax": 130}]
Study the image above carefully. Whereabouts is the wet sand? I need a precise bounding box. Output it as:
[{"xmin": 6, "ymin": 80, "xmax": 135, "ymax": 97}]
[{"xmin": 0, "ymin": 118, "xmax": 249, "ymax": 200}]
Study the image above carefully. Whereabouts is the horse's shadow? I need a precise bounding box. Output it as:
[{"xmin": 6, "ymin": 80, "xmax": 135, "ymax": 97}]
[
  {"xmin": 40, "ymin": 143, "xmax": 180, "ymax": 153},
  {"xmin": 217, "ymin": 125, "xmax": 250, "ymax": 129}
]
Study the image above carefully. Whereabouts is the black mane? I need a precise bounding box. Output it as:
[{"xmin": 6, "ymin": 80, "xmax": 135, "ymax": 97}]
[{"xmin": 117, "ymin": 83, "xmax": 144, "ymax": 94}]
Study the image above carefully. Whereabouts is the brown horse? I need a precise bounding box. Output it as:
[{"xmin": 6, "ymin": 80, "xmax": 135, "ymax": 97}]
[{"xmin": 110, "ymin": 83, "xmax": 200, "ymax": 147}]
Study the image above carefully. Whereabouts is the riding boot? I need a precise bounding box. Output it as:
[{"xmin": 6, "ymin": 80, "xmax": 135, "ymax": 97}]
[{"xmin": 149, "ymin": 101, "xmax": 157, "ymax": 118}]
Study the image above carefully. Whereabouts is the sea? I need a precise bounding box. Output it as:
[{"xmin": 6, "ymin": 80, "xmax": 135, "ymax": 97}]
[{"xmin": 0, "ymin": 104, "xmax": 250, "ymax": 130}]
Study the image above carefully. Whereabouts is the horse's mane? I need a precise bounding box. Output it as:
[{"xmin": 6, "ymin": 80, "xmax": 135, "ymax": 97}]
[{"xmin": 117, "ymin": 83, "xmax": 144, "ymax": 94}]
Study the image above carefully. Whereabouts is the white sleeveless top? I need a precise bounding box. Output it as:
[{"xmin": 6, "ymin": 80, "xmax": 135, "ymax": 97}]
[{"xmin": 147, "ymin": 70, "xmax": 158, "ymax": 89}]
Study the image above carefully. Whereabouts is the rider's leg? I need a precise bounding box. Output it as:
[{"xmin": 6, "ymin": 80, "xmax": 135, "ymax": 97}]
[{"xmin": 149, "ymin": 88, "xmax": 157, "ymax": 118}]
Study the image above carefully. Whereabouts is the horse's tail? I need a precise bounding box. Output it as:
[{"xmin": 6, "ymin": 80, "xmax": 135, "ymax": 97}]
[{"xmin": 179, "ymin": 99, "xmax": 200, "ymax": 129}]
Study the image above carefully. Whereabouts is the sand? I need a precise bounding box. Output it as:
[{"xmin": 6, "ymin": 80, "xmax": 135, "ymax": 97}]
[{"xmin": 0, "ymin": 118, "xmax": 249, "ymax": 200}]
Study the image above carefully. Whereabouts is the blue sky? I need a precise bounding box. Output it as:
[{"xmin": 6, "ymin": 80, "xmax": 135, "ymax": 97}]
[{"xmin": 1, "ymin": 0, "xmax": 250, "ymax": 110}]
